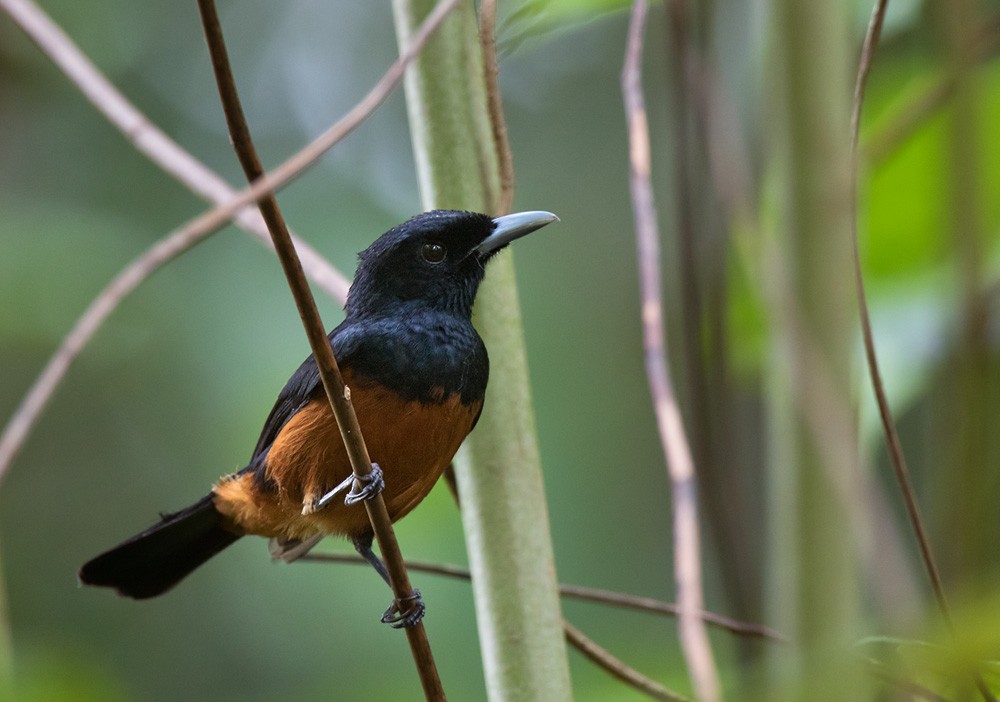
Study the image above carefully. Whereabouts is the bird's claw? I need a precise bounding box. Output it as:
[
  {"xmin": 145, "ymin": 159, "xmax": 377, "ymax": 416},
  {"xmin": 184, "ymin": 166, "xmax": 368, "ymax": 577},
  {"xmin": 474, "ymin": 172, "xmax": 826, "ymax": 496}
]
[
  {"xmin": 345, "ymin": 463, "xmax": 384, "ymax": 505},
  {"xmin": 381, "ymin": 589, "xmax": 425, "ymax": 629}
]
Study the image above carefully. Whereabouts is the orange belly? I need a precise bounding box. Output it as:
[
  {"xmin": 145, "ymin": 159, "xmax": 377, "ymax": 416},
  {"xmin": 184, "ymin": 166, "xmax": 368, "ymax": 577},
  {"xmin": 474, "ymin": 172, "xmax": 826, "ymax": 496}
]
[{"xmin": 213, "ymin": 376, "xmax": 481, "ymax": 541}]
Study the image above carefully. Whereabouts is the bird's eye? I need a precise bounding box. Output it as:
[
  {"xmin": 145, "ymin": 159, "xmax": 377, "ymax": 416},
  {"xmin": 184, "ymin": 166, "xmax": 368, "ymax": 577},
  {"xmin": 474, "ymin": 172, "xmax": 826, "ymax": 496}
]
[{"xmin": 421, "ymin": 242, "xmax": 446, "ymax": 264}]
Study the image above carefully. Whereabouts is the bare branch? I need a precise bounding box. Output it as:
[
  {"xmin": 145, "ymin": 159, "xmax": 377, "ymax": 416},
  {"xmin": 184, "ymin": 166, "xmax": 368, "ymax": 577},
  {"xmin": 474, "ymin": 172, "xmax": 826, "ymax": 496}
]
[
  {"xmin": 0, "ymin": 228, "xmax": 208, "ymax": 484},
  {"xmin": 557, "ymin": 583, "xmax": 784, "ymax": 642},
  {"xmin": 0, "ymin": 0, "xmax": 463, "ymax": 488},
  {"xmin": 301, "ymin": 552, "xmax": 786, "ymax": 641},
  {"xmin": 622, "ymin": 2, "xmax": 720, "ymax": 700},
  {"xmin": 0, "ymin": 0, "xmax": 350, "ymax": 303},
  {"xmin": 195, "ymin": 1, "xmax": 447, "ymax": 697},
  {"xmin": 850, "ymin": 3, "xmax": 995, "ymax": 700},
  {"xmin": 851, "ymin": 0, "xmax": 945, "ymax": 624},
  {"xmin": 563, "ymin": 620, "xmax": 690, "ymax": 702}
]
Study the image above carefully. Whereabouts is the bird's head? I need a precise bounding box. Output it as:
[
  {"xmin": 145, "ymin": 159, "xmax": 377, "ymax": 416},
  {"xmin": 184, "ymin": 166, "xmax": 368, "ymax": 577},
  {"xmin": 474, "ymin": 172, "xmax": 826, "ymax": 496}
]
[{"xmin": 345, "ymin": 209, "xmax": 557, "ymax": 319}]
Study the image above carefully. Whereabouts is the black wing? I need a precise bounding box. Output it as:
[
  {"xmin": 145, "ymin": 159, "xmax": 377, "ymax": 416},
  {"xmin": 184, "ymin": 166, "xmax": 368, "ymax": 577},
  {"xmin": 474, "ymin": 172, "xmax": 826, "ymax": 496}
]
[{"xmin": 248, "ymin": 319, "xmax": 355, "ymax": 462}]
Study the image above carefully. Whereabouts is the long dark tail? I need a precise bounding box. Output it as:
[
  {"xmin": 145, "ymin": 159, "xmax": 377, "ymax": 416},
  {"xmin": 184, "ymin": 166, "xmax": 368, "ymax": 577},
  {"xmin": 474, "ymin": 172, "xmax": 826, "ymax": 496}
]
[{"xmin": 79, "ymin": 494, "xmax": 241, "ymax": 599}]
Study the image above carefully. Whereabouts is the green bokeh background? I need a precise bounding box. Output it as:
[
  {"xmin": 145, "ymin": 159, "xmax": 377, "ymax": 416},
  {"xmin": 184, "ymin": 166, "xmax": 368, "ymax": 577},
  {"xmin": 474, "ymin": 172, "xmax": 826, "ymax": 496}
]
[
  {"xmin": 3, "ymin": 0, "xmax": 1000, "ymax": 699},
  {"xmin": 1, "ymin": 3, "xmax": 682, "ymax": 699}
]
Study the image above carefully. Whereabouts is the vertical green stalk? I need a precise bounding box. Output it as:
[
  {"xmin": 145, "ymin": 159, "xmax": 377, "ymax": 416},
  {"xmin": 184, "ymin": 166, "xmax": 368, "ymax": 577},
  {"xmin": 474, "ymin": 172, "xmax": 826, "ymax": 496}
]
[
  {"xmin": 392, "ymin": 1, "xmax": 573, "ymax": 699},
  {"xmin": 767, "ymin": 0, "xmax": 866, "ymax": 696},
  {"xmin": 932, "ymin": 0, "xmax": 1000, "ymax": 595}
]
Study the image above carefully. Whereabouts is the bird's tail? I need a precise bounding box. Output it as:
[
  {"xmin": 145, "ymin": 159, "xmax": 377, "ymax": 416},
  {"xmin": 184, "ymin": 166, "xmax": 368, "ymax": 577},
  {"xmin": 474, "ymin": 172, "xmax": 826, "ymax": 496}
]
[{"xmin": 79, "ymin": 494, "xmax": 241, "ymax": 599}]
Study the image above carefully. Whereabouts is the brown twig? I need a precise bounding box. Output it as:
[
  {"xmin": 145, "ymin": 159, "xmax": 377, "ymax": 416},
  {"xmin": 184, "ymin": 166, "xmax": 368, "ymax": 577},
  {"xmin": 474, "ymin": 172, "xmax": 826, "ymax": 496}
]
[
  {"xmin": 558, "ymin": 583, "xmax": 784, "ymax": 642},
  {"xmin": 195, "ymin": 1, "xmax": 445, "ymax": 698},
  {"xmin": 478, "ymin": 0, "xmax": 515, "ymax": 214},
  {"xmin": 301, "ymin": 552, "xmax": 785, "ymax": 642},
  {"xmin": 0, "ymin": 0, "xmax": 461, "ymax": 487},
  {"xmin": 850, "ymin": 0, "xmax": 941, "ymax": 623},
  {"xmin": 622, "ymin": 2, "xmax": 720, "ymax": 701},
  {"xmin": 850, "ymin": 5, "xmax": 995, "ymax": 700},
  {"xmin": 0, "ymin": 0, "xmax": 350, "ymax": 303},
  {"xmin": 302, "ymin": 554, "xmax": 693, "ymax": 701},
  {"xmin": 563, "ymin": 620, "xmax": 690, "ymax": 702},
  {"xmin": 0, "ymin": 228, "xmax": 209, "ymax": 486},
  {"xmin": 852, "ymin": 0, "xmax": 937, "ymax": 636}
]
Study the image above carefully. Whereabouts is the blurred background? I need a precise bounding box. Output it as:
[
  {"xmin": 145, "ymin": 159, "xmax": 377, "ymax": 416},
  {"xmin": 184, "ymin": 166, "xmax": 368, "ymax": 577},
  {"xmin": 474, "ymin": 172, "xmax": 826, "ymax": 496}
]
[{"xmin": 2, "ymin": 0, "xmax": 1000, "ymax": 699}]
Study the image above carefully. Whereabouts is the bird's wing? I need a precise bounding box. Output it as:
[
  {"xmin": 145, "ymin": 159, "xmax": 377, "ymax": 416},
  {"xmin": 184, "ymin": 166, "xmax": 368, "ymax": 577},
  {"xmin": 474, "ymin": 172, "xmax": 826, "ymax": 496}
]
[{"xmin": 248, "ymin": 320, "xmax": 358, "ymax": 462}]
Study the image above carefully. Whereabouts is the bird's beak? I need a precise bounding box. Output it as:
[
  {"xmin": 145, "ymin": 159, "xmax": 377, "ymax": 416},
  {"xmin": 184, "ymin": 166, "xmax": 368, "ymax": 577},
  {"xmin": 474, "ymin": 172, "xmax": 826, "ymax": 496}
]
[{"xmin": 476, "ymin": 211, "xmax": 559, "ymax": 258}]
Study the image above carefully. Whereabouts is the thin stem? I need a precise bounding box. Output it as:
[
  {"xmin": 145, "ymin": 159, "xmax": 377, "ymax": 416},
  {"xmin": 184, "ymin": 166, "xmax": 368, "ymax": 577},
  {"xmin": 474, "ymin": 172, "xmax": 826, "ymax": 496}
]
[
  {"xmin": 0, "ymin": 0, "xmax": 462, "ymax": 487},
  {"xmin": 622, "ymin": 2, "xmax": 720, "ymax": 700},
  {"xmin": 850, "ymin": 5, "xmax": 994, "ymax": 699},
  {"xmin": 478, "ymin": 0, "xmax": 514, "ymax": 214},
  {"xmin": 0, "ymin": 0, "xmax": 349, "ymax": 303},
  {"xmin": 195, "ymin": 2, "xmax": 445, "ymax": 697},
  {"xmin": 301, "ymin": 552, "xmax": 785, "ymax": 641},
  {"xmin": 558, "ymin": 583, "xmax": 783, "ymax": 642},
  {"xmin": 563, "ymin": 621, "xmax": 690, "ymax": 702},
  {"xmin": 850, "ymin": 0, "xmax": 951, "ymax": 630},
  {"xmin": 0, "ymin": 227, "xmax": 208, "ymax": 484}
]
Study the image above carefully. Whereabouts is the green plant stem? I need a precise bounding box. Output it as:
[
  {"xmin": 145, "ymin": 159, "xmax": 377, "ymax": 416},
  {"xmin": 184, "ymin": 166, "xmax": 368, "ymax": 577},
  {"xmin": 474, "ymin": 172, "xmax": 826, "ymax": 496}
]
[
  {"xmin": 392, "ymin": 1, "xmax": 572, "ymax": 699},
  {"xmin": 768, "ymin": 0, "xmax": 867, "ymax": 696}
]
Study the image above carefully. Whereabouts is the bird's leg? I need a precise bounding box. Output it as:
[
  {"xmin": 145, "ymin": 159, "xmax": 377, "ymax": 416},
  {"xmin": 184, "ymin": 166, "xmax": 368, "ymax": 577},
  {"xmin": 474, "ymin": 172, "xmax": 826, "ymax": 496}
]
[
  {"xmin": 344, "ymin": 462, "xmax": 384, "ymax": 505},
  {"xmin": 305, "ymin": 475, "xmax": 352, "ymax": 514},
  {"xmin": 307, "ymin": 462, "xmax": 383, "ymax": 514},
  {"xmin": 351, "ymin": 532, "xmax": 425, "ymax": 629}
]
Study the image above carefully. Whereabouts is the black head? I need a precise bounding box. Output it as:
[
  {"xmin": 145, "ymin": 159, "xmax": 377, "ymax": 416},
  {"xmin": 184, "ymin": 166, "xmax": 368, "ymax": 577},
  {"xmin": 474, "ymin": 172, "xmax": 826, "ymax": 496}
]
[{"xmin": 345, "ymin": 209, "xmax": 557, "ymax": 320}]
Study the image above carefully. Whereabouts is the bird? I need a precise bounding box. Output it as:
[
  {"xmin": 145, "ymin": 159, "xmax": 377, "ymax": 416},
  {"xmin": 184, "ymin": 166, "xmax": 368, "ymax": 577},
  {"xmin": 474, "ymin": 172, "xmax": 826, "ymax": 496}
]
[{"xmin": 79, "ymin": 209, "xmax": 557, "ymax": 627}]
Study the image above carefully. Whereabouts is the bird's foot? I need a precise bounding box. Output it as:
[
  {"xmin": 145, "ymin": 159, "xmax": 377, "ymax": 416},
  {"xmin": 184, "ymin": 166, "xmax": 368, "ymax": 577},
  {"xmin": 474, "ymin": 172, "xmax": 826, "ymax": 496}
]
[
  {"xmin": 302, "ymin": 488, "xmax": 338, "ymax": 515},
  {"xmin": 302, "ymin": 463, "xmax": 376, "ymax": 516},
  {"xmin": 301, "ymin": 497, "xmax": 320, "ymax": 516},
  {"xmin": 381, "ymin": 589, "xmax": 425, "ymax": 629},
  {"xmin": 345, "ymin": 463, "xmax": 385, "ymax": 505}
]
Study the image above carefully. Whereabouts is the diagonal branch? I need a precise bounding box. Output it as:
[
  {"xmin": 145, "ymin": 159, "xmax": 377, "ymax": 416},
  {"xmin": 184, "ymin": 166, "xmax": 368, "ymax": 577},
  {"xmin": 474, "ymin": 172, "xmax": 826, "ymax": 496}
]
[
  {"xmin": 622, "ymin": 2, "xmax": 720, "ymax": 700},
  {"xmin": 0, "ymin": 221, "xmax": 215, "ymax": 486},
  {"xmin": 195, "ymin": 1, "xmax": 445, "ymax": 698},
  {"xmin": 0, "ymin": 0, "xmax": 350, "ymax": 303},
  {"xmin": 563, "ymin": 621, "xmax": 690, "ymax": 702},
  {"xmin": 303, "ymin": 552, "xmax": 691, "ymax": 701},
  {"xmin": 0, "ymin": 0, "xmax": 462, "ymax": 488}
]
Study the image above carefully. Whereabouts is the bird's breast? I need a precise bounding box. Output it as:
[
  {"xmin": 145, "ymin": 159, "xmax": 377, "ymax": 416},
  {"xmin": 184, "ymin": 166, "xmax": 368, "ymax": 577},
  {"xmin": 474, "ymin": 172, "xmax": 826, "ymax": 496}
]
[{"xmin": 213, "ymin": 370, "xmax": 482, "ymax": 540}]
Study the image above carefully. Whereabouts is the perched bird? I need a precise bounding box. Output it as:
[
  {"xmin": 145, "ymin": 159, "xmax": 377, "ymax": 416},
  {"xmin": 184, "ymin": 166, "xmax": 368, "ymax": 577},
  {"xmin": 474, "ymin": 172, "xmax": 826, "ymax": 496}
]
[{"xmin": 79, "ymin": 209, "xmax": 557, "ymax": 626}]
